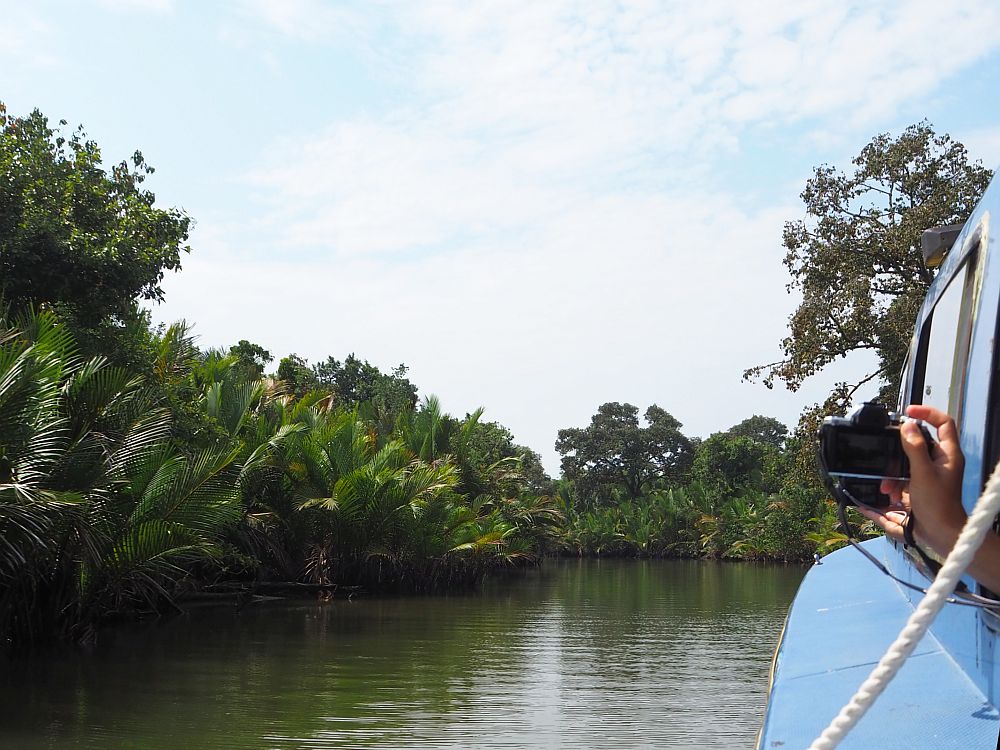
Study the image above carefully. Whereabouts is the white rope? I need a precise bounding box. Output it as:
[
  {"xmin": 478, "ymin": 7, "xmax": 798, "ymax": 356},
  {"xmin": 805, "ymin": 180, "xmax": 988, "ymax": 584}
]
[{"xmin": 808, "ymin": 456, "xmax": 1000, "ymax": 750}]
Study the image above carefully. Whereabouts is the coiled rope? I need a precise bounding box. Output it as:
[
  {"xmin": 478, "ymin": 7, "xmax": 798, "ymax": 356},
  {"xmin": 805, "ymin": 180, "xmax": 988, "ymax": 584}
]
[{"xmin": 808, "ymin": 456, "xmax": 1000, "ymax": 750}]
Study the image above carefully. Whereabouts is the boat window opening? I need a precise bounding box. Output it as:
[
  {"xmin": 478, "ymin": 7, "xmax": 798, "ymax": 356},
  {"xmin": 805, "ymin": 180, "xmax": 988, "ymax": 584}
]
[
  {"xmin": 977, "ymin": 231, "xmax": 1000, "ymax": 606},
  {"xmin": 898, "ymin": 253, "xmax": 980, "ymax": 565},
  {"xmin": 916, "ymin": 254, "xmax": 978, "ymax": 424},
  {"xmin": 896, "ymin": 357, "xmax": 911, "ymax": 412}
]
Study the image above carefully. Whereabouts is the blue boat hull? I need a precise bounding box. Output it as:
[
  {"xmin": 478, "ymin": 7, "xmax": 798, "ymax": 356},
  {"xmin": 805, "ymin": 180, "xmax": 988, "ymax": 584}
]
[{"xmin": 758, "ymin": 538, "xmax": 1000, "ymax": 748}]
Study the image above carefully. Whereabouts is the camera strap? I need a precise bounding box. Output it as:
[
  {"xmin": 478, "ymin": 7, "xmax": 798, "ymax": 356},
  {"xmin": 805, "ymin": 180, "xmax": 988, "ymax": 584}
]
[
  {"xmin": 833, "ymin": 483, "xmax": 994, "ymax": 606},
  {"xmin": 901, "ymin": 510, "xmax": 944, "ymax": 576}
]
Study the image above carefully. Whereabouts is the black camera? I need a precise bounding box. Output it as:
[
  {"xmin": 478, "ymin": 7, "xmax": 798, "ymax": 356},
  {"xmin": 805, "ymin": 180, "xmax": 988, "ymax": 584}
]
[{"xmin": 818, "ymin": 402, "xmax": 912, "ymax": 483}]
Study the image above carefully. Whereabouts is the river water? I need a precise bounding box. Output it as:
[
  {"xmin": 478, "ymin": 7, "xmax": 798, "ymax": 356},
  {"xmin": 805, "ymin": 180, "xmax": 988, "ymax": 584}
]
[{"xmin": 0, "ymin": 558, "xmax": 804, "ymax": 749}]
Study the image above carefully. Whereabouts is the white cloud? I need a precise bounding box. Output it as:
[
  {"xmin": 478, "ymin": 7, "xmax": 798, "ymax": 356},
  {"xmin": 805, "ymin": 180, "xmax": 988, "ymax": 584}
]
[
  {"xmin": 233, "ymin": 0, "xmax": 378, "ymax": 42},
  {"xmin": 244, "ymin": 0, "xmax": 1000, "ymax": 253},
  {"xmin": 158, "ymin": 186, "xmax": 815, "ymax": 470},
  {"xmin": 238, "ymin": 0, "xmax": 1000, "ymax": 133},
  {"xmin": 156, "ymin": 0, "xmax": 1000, "ymax": 470}
]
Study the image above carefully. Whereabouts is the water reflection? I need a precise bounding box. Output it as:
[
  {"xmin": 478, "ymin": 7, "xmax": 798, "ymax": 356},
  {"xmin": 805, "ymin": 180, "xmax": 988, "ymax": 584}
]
[{"xmin": 0, "ymin": 558, "xmax": 803, "ymax": 749}]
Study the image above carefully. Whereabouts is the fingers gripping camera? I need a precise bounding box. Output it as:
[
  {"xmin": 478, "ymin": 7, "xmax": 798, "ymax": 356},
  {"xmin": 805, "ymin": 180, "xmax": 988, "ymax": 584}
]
[{"xmin": 819, "ymin": 402, "xmax": 934, "ymax": 487}]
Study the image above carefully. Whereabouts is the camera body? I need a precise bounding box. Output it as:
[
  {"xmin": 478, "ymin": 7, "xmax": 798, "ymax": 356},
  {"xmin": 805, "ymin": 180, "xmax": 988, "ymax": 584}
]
[{"xmin": 818, "ymin": 402, "xmax": 911, "ymax": 483}]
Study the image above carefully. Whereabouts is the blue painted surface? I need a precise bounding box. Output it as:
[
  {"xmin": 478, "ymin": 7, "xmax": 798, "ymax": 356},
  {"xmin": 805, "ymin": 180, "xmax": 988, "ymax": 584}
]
[
  {"xmin": 758, "ymin": 538, "xmax": 999, "ymax": 749},
  {"xmin": 762, "ymin": 171, "xmax": 1000, "ymax": 748}
]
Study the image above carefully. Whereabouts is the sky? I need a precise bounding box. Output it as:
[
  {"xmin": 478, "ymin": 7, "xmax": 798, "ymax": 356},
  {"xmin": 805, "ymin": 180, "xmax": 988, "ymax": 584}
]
[{"xmin": 5, "ymin": 0, "xmax": 1000, "ymax": 474}]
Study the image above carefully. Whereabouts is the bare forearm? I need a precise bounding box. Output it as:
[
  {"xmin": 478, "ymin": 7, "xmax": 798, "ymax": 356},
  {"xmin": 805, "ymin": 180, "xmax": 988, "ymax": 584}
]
[
  {"xmin": 922, "ymin": 523, "xmax": 1000, "ymax": 594},
  {"xmin": 959, "ymin": 533, "xmax": 1000, "ymax": 594}
]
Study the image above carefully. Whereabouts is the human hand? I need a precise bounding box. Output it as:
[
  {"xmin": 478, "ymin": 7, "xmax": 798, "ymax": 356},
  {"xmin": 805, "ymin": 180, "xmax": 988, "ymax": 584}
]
[
  {"xmin": 855, "ymin": 505, "xmax": 910, "ymax": 542},
  {"xmin": 861, "ymin": 405, "xmax": 966, "ymax": 556}
]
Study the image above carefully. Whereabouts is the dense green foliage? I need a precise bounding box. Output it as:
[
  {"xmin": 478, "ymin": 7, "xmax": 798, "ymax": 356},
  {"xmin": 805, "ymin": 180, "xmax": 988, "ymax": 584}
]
[
  {"xmin": 0, "ymin": 105, "xmax": 567, "ymax": 649},
  {"xmin": 0, "ymin": 309, "xmax": 564, "ymax": 648},
  {"xmin": 6, "ymin": 104, "xmax": 934, "ymax": 649},
  {"xmin": 0, "ymin": 105, "xmax": 191, "ymax": 366},
  {"xmin": 555, "ymin": 403, "xmax": 693, "ymax": 503},
  {"xmin": 554, "ymin": 405, "xmax": 851, "ymax": 561}
]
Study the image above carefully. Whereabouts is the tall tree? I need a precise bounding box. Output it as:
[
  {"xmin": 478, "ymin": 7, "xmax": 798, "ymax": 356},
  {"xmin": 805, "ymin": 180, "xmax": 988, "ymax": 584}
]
[
  {"xmin": 555, "ymin": 402, "xmax": 693, "ymax": 503},
  {"xmin": 229, "ymin": 340, "xmax": 272, "ymax": 380},
  {"xmin": 0, "ymin": 104, "xmax": 191, "ymax": 328},
  {"xmin": 461, "ymin": 419, "xmax": 554, "ymax": 496},
  {"xmin": 313, "ymin": 354, "xmax": 417, "ymax": 411},
  {"xmin": 691, "ymin": 433, "xmax": 782, "ymax": 500},
  {"xmin": 276, "ymin": 354, "xmax": 318, "ymax": 397},
  {"xmin": 726, "ymin": 415, "xmax": 788, "ymax": 450},
  {"xmin": 744, "ymin": 122, "xmax": 992, "ymax": 406}
]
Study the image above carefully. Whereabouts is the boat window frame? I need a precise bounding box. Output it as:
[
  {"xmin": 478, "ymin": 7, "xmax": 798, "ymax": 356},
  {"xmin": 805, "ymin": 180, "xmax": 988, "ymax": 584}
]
[
  {"xmin": 909, "ymin": 250, "xmax": 980, "ymax": 418},
  {"xmin": 897, "ymin": 245, "xmax": 982, "ymax": 580}
]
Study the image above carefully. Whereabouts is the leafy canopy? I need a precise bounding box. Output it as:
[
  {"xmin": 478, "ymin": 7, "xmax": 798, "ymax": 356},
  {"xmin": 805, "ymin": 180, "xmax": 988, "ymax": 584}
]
[
  {"xmin": 0, "ymin": 104, "xmax": 191, "ymax": 327},
  {"xmin": 276, "ymin": 354, "xmax": 318, "ymax": 397},
  {"xmin": 745, "ymin": 122, "xmax": 992, "ymax": 406},
  {"xmin": 460, "ymin": 419, "xmax": 553, "ymax": 496},
  {"xmin": 726, "ymin": 415, "xmax": 787, "ymax": 450},
  {"xmin": 313, "ymin": 354, "xmax": 418, "ymax": 411},
  {"xmin": 229, "ymin": 340, "xmax": 273, "ymax": 380},
  {"xmin": 690, "ymin": 433, "xmax": 782, "ymax": 500},
  {"xmin": 555, "ymin": 402, "xmax": 693, "ymax": 503}
]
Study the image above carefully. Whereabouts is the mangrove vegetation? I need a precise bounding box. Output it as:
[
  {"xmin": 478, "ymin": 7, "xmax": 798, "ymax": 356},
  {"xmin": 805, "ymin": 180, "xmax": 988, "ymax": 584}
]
[{"xmin": 2, "ymin": 103, "xmax": 988, "ymax": 650}]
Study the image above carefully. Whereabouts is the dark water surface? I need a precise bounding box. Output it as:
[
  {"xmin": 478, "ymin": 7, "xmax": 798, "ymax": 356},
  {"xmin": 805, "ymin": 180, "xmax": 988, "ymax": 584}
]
[{"xmin": 0, "ymin": 559, "xmax": 804, "ymax": 749}]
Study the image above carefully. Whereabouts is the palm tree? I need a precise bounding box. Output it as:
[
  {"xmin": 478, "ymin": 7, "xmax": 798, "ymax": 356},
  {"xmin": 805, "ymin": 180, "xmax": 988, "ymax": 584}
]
[
  {"xmin": 397, "ymin": 395, "xmax": 470, "ymax": 463},
  {"xmin": 0, "ymin": 308, "xmax": 84, "ymax": 645},
  {"xmin": 290, "ymin": 408, "xmax": 460, "ymax": 586},
  {"xmin": 0, "ymin": 310, "xmax": 254, "ymax": 646}
]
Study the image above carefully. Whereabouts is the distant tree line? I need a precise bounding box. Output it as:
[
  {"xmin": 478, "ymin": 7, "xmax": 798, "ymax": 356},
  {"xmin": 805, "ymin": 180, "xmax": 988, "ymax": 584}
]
[
  {"xmin": 552, "ymin": 404, "xmax": 830, "ymax": 560},
  {"xmin": 1, "ymin": 103, "xmax": 989, "ymax": 650},
  {"xmin": 552, "ymin": 122, "xmax": 993, "ymax": 562}
]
